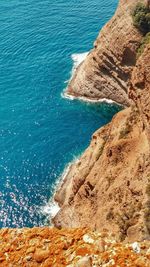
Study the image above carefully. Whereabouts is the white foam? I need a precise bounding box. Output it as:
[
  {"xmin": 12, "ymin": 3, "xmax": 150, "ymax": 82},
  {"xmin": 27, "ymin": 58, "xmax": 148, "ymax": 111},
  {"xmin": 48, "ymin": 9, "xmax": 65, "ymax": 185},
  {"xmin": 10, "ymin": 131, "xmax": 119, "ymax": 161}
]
[
  {"xmin": 62, "ymin": 52, "xmax": 89, "ymax": 98},
  {"xmin": 62, "ymin": 91, "xmax": 121, "ymax": 106},
  {"xmin": 41, "ymin": 201, "xmax": 60, "ymax": 218},
  {"xmin": 40, "ymin": 157, "xmax": 80, "ymax": 224},
  {"xmin": 71, "ymin": 52, "xmax": 89, "ymax": 75},
  {"xmin": 56, "ymin": 156, "xmax": 80, "ymax": 188}
]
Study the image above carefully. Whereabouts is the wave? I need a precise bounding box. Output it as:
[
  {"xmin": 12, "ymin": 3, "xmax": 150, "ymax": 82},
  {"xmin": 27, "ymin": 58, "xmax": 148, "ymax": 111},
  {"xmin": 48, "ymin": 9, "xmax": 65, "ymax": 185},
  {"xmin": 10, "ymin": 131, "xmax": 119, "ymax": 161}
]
[
  {"xmin": 62, "ymin": 51, "xmax": 89, "ymax": 98},
  {"xmin": 62, "ymin": 91, "xmax": 122, "ymax": 106},
  {"xmin": 71, "ymin": 52, "xmax": 89, "ymax": 76},
  {"xmin": 40, "ymin": 156, "xmax": 80, "ymax": 225},
  {"xmin": 41, "ymin": 201, "xmax": 60, "ymax": 218}
]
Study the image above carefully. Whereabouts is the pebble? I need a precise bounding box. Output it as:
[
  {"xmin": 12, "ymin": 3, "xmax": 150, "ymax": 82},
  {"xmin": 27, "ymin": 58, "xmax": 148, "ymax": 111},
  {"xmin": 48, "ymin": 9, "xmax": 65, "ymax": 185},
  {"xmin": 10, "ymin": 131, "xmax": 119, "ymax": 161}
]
[
  {"xmin": 34, "ymin": 249, "xmax": 49, "ymax": 263},
  {"xmin": 83, "ymin": 234, "xmax": 94, "ymax": 244},
  {"xmin": 134, "ymin": 256, "xmax": 147, "ymax": 266},
  {"xmin": 0, "ymin": 257, "xmax": 5, "ymax": 262},
  {"xmin": 98, "ymin": 239, "xmax": 106, "ymax": 253},
  {"xmin": 146, "ymin": 247, "xmax": 150, "ymax": 255},
  {"xmin": 26, "ymin": 246, "xmax": 35, "ymax": 254},
  {"xmin": 76, "ymin": 256, "xmax": 92, "ymax": 267},
  {"xmin": 44, "ymin": 239, "xmax": 51, "ymax": 243},
  {"xmin": 132, "ymin": 242, "xmax": 141, "ymax": 253},
  {"xmin": 25, "ymin": 255, "xmax": 32, "ymax": 261}
]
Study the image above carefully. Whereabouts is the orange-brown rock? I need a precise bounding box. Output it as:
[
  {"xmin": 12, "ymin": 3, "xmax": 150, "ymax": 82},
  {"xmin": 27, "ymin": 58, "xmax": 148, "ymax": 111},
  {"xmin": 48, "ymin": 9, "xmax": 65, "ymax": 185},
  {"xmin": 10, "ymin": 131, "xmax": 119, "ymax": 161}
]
[
  {"xmin": 54, "ymin": 44, "xmax": 150, "ymax": 242},
  {"xmin": 0, "ymin": 227, "xmax": 150, "ymax": 266},
  {"xmin": 66, "ymin": 0, "xmax": 144, "ymax": 106}
]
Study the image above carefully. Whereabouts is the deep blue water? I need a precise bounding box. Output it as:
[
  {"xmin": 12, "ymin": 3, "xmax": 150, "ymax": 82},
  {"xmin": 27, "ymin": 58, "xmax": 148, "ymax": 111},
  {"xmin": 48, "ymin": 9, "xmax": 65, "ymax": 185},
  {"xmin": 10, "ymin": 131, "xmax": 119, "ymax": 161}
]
[{"xmin": 0, "ymin": 0, "xmax": 119, "ymax": 228}]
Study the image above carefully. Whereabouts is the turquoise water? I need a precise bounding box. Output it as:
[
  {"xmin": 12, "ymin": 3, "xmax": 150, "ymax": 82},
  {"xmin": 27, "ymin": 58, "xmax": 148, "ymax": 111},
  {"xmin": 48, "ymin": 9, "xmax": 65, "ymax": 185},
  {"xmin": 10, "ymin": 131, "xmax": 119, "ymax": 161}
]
[{"xmin": 0, "ymin": 0, "xmax": 119, "ymax": 227}]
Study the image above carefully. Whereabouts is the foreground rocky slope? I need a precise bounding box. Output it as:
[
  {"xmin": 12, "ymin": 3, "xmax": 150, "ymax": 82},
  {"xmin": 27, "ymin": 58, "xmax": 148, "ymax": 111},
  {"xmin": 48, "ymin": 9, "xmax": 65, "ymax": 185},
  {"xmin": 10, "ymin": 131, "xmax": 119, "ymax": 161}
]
[
  {"xmin": 1, "ymin": 227, "xmax": 150, "ymax": 266},
  {"xmin": 54, "ymin": 44, "xmax": 150, "ymax": 242},
  {"xmin": 66, "ymin": 0, "xmax": 144, "ymax": 106}
]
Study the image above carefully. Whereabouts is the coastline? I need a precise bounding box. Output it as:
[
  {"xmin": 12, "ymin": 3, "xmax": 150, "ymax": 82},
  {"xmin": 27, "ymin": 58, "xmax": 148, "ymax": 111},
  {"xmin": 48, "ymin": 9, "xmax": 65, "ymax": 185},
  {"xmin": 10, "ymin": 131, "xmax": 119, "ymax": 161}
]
[
  {"xmin": 50, "ymin": 0, "xmax": 150, "ymax": 243},
  {"xmin": 61, "ymin": 51, "xmax": 125, "ymax": 108},
  {"xmin": 61, "ymin": 89, "xmax": 125, "ymax": 107},
  {"xmin": 43, "ymin": 157, "xmax": 80, "ymax": 225},
  {"xmin": 52, "ymin": 65, "xmax": 125, "ymax": 225},
  {"xmin": 51, "ymin": 89, "xmax": 124, "ymax": 223}
]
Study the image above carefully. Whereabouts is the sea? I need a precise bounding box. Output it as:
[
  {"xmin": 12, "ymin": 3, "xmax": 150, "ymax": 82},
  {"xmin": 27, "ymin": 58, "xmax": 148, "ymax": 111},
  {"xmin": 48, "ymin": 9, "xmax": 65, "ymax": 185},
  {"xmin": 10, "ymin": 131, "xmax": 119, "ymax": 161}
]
[{"xmin": 0, "ymin": 0, "xmax": 119, "ymax": 228}]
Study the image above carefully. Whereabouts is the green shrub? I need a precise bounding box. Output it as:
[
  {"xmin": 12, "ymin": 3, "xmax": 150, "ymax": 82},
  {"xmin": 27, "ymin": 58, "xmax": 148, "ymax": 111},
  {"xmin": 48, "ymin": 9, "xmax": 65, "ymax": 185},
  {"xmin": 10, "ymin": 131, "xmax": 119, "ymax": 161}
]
[
  {"xmin": 137, "ymin": 32, "xmax": 150, "ymax": 57},
  {"xmin": 132, "ymin": 3, "xmax": 150, "ymax": 34}
]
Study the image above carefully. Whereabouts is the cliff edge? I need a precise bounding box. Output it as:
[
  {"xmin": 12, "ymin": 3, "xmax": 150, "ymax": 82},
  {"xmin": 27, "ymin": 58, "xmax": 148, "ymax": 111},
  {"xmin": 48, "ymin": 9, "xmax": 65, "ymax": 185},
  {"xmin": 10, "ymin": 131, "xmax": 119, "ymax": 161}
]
[
  {"xmin": 54, "ymin": 42, "xmax": 150, "ymax": 242},
  {"xmin": 65, "ymin": 0, "xmax": 144, "ymax": 106}
]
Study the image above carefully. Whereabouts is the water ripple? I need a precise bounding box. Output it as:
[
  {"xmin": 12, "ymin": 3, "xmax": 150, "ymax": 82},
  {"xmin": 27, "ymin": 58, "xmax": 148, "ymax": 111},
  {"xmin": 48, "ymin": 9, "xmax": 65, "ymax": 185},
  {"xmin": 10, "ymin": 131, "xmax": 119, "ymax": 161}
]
[{"xmin": 0, "ymin": 0, "xmax": 118, "ymax": 227}]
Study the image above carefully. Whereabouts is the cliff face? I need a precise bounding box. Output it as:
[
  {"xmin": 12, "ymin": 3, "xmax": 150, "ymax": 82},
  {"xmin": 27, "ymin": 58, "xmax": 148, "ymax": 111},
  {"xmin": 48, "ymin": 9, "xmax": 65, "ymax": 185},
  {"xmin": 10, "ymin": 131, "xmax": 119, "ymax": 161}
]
[
  {"xmin": 53, "ymin": 44, "xmax": 150, "ymax": 242},
  {"xmin": 66, "ymin": 0, "xmax": 144, "ymax": 106}
]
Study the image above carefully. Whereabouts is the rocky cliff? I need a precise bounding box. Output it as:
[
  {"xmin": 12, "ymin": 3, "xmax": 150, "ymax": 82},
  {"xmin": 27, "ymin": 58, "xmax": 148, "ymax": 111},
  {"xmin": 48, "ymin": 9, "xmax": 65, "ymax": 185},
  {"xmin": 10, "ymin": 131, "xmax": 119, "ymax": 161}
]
[
  {"xmin": 66, "ymin": 0, "xmax": 144, "ymax": 106},
  {"xmin": 54, "ymin": 42, "xmax": 150, "ymax": 242}
]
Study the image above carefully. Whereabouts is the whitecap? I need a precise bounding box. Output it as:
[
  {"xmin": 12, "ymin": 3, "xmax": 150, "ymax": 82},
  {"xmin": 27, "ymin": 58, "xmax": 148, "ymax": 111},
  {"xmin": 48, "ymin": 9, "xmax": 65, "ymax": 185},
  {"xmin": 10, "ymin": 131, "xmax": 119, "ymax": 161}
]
[
  {"xmin": 41, "ymin": 201, "xmax": 60, "ymax": 218},
  {"xmin": 62, "ymin": 51, "xmax": 89, "ymax": 98},
  {"xmin": 71, "ymin": 52, "xmax": 89, "ymax": 75},
  {"xmin": 62, "ymin": 91, "xmax": 122, "ymax": 106},
  {"xmin": 40, "ymin": 156, "xmax": 80, "ymax": 225}
]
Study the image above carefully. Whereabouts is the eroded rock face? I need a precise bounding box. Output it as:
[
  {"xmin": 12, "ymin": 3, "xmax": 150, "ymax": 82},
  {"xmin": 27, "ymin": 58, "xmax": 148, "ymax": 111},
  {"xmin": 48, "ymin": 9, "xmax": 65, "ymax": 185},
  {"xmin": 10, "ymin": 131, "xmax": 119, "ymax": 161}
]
[
  {"xmin": 129, "ymin": 45, "xmax": 150, "ymax": 142},
  {"xmin": 66, "ymin": 0, "xmax": 144, "ymax": 106},
  {"xmin": 54, "ymin": 44, "xmax": 150, "ymax": 242}
]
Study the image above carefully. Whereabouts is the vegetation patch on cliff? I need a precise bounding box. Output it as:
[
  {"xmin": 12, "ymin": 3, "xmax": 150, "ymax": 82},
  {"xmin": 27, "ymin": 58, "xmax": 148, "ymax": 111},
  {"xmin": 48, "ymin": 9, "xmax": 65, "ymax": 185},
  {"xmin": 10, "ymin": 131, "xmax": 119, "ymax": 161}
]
[
  {"xmin": 137, "ymin": 32, "xmax": 150, "ymax": 57},
  {"xmin": 132, "ymin": 3, "xmax": 150, "ymax": 34}
]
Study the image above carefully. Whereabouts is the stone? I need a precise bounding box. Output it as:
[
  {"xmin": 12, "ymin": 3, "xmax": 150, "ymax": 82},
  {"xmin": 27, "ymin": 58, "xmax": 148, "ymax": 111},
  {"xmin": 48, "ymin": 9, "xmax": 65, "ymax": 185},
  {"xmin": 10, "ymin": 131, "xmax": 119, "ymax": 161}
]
[
  {"xmin": 83, "ymin": 234, "xmax": 94, "ymax": 244},
  {"xmin": 146, "ymin": 248, "xmax": 150, "ymax": 255},
  {"xmin": 76, "ymin": 256, "xmax": 92, "ymax": 267},
  {"xmin": 132, "ymin": 242, "xmax": 141, "ymax": 254},
  {"xmin": 134, "ymin": 257, "xmax": 147, "ymax": 266},
  {"xmin": 96, "ymin": 239, "xmax": 105, "ymax": 253},
  {"xmin": 34, "ymin": 249, "xmax": 49, "ymax": 263},
  {"xmin": 25, "ymin": 255, "xmax": 32, "ymax": 261},
  {"xmin": 26, "ymin": 246, "xmax": 35, "ymax": 254}
]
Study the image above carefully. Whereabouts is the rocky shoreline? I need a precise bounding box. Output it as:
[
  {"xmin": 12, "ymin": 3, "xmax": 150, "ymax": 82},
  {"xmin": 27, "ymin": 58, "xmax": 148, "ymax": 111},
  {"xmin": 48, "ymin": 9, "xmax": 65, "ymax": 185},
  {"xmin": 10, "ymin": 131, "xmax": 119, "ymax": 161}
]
[
  {"xmin": 52, "ymin": 0, "xmax": 150, "ymax": 243},
  {"xmin": 62, "ymin": 90, "xmax": 123, "ymax": 106}
]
